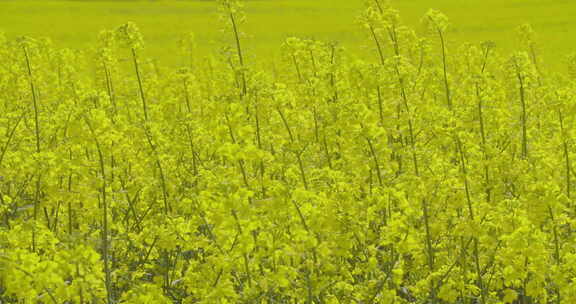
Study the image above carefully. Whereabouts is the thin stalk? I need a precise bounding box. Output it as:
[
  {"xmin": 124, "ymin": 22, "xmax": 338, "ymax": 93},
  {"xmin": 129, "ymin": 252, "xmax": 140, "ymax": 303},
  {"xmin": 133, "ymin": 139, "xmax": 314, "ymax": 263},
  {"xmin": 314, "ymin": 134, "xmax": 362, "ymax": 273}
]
[
  {"xmin": 276, "ymin": 106, "xmax": 308, "ymax": 189},
  {"xmin": 289, "ymin": 195, "xmax": 318, "ymax": 301},
  {"xmin": 185, "ymin": 126, "xmax": 199, "ymax": 177},
  {"xmin": 475, "ymin": 83, "xmax": 491, "ymax": 202},
  {"xmin": 144, "ymin": 131, "xmax": 171, "ymax": 215},
  {"xmin": 85, "ymin": 117, "xmax": 113, "ymax": 304},
  {"xmin": 428, "ymin": 17, "xmax": 452, "ymax": 109},
  {"xmin": 276, "ymin": 106, "xmax": 294, "ymax": 143},
  {"xmin": 254, "ymin": 100, "xmax": 266, "ymax": 197},
  {"xmin": 329, "ymin": 43, "xmax": 338, "ymax": 102},
  {"xmin": 481, "ymin": 44, "xmax": 492, "ymax": 73},
  {"xmin": 437, "ymin": 26, "xmax": 452, "ymax": 109},
  {"xmin": 407, "ymin": 113, "xmax": 418, "ymax": 177},
  {"xmin": 366, "ymin": 137, "xmax": 383, "ymax": 187},
  {"xmin": 23, "ymin": 45, "xmax": 40, "ymax": 155},
  {"xmin": 102, "ymin": 59, "xmax": 117, "ymax": 115},
  {"xmin": 383, "ymin": 21, "xmax": 406, "ymax": 179},
  {"xmin": 528, "ymin": 44, "xmax": 542, "ymax": 86},
  {"xmin": 296, "ymin": 148, "xmax": 309, "ymax": 191},
  {"xmin": 322, "ymin": 134, "xmax": 333, "ymax": 170},
  {"xmin": 182, "ymin": 78, "xmax": 199, "ymax": 177},
  {"xmin": 422, "ymin": 198, "xmax": 435, "ymax": 276},
  {"xmin": 23, "ymin": 44, "xmax": 41, "ymax": 252},
  {"xmin": 182, "ymin": 78, "xmax": 192, "ymax": 113},
  {"xmin": 313, "ymin": 108, "xmax": 319, "ymax": 143},
  {"xmin": 559, "ymin": 109, "xmax": 571, "ymax": 199},
  {"xmin": 224, "ymin": 112, "xmax": 251, "ymax": 190},
  {"xmin": 230, "ymin": 208, "xmax": 253, "ymax": 288},
  {"xmin": 368, "ymin": 24, "xmax": 386, "ymax": 66},
  {"xmin": 385, "ymin": 23, "xmax": 400, "ymax": 58},
  {"xmin": 376, "ymin": 86, "xmax": 384, "ymax": 126},
  {"xmin": 132, "ymin": 47, "xmax": 170, "ymax": 215},
  {"xmin": 76, "ymin": 264, "xmax": 84, "ymax": 303},
  {"xmin": 306, "ymin": 270, "xmax": 313, "ymax": 304},
  {"xmin": 291, "ymin": 53, "xmax": 303, "ymax": 83},
  {"xmin": 308, "ymin": 48, "xmax": 317, "ymax": 77},
  {"xmin": 0, "ymin": 112, "xmax": 25, "ymax": 167},
  {"xmin": 456, "ymin": 137, "xmax": 486, "ymax": 303},
  {"xmin": 131, "ymin": 48, "xmax": 148, "ymax": 122},
  {"xmin": 226, "ymin": 2, "xmax": 247, "ymax": 96},
  {"xmin": 373, "ymin": 0, "xmax": 383, "ymax": 14},
  {"xmin": 514, "ymin": 59, "xmax": 528, "ymax": 159},
  {"xmin": 392, "ymin": 54, "xmax": 418, "ymax": 176},
  {"xmin": 68, "ymin": 150, "xmax": 74, "ymax": 235},
  {"xmin": 548, "ymin": 204, "xmax": 561, "ymax": 304}
]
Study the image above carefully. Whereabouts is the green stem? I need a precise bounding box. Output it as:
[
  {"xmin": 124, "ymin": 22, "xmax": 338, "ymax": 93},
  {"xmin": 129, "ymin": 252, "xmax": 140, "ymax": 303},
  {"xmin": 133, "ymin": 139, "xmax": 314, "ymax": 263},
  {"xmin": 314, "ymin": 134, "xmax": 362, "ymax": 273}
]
[
  {"xmin": 475, "ymin": 83, "xmax": 491, "ymax": 202},
  {"xmin": 366, "ymin": 137, "xmax": 383, "ymax": 187},
  {"xmin": 559, "ymin": 109, "xmax": 571, "ymax": 199},
  {"xmin": 456, "ymin": 136, "xmax": 486, "ymax": 303},
  {"xmin": 23, "ymin": 44, "xmax": 41, "ymax": 252},
  {"xmin": 369, "ymin": 24, "xmax": 385, "ymax": 66},
  {"xmin": 227, "ymin": 2, "xmax": 247, "ymax": 96},
  {"xmin": 0, "ymin": 112, "xmax": 25, "ymax": 168},
  {"xmin": 437, "ymin": 27, "xmax": 452, "ymax": 109},
  {"xmin": 131, "ymin": 48, "xmax": 148, "ymax": 122},
  {"xmin": 85, "ymin": 116, "xmax": 113, "ymax": 304},
  {"xmin": 514, "ymin": 59, "xmax": 528, "ymax": 159}
]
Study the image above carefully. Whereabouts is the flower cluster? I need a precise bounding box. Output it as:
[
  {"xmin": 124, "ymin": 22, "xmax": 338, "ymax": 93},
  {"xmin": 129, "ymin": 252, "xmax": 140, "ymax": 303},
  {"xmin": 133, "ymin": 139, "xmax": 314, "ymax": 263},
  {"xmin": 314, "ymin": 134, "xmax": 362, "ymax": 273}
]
[{"xmin": 1, "ymin": 1, "xmax": 576, "ymax": 303}]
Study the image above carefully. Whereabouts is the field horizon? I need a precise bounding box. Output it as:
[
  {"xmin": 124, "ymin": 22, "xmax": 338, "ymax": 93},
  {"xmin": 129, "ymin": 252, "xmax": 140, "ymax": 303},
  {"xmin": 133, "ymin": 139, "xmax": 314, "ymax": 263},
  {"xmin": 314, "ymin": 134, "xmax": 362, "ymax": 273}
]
[{"xmin": 1, "ymin": 0, "xmax": 575, "ymax": 70}]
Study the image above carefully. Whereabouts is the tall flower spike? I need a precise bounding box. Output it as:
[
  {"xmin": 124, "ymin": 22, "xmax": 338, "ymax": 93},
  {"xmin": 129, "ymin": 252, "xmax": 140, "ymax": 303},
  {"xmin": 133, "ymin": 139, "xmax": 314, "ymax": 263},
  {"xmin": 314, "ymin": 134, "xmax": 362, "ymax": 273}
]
[
  {"xmin": 179, "ymin": 32, "xmax": 197, "ymax": 68},
  {"xmin": 97, "ymin": 30, "xmax": 117, "ymax": 64},
  {"xmin": 115, "ymin": 22, "xmax": 144, "ymax": 51},
  {"xmin": 516, "ymin": 23, "xmax": 541, "ymax": 75},
  {"xmin": 423, "ymin": 9, "xmax": 452, "ymax": 109},
  {"xmin": 218, "ymin": 0, "xmax": 248, "ymax": 96},
  {"xmin": 423, "ymin": 9, "xmax": 450, "ymax": 34},
  {"xmin": 381, "ymin": 3, "xmax": 400, "ymax": 27},
  {"xmin": 517, "ymin": 23, "xmax": 536, "ymax": 47},
  {"xmin": 16, "ymin": 36, "xmax": 38, "ymax": 52}
]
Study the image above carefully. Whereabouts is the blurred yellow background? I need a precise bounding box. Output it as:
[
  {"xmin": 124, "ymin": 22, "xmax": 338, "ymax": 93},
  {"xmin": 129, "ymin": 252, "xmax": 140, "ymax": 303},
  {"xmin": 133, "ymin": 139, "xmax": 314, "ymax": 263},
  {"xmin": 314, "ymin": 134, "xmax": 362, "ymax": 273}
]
[{"xmin": 1, "ymin": 0, "xmax": 574, "ymax": 70}]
